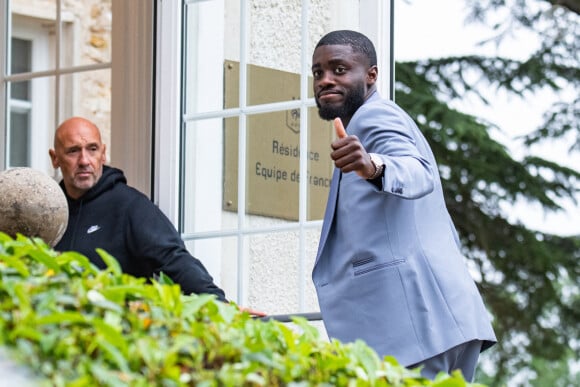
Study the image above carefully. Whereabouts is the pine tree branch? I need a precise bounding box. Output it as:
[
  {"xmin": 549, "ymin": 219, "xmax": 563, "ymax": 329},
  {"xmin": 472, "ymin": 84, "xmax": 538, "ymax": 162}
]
[{"xmin": 549, "ymin": 0, "xmax": 580, "ymax": 14}]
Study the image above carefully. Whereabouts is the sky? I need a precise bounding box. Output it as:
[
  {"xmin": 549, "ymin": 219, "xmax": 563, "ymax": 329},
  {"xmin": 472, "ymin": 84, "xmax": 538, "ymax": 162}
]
[{"xmin": 394, "ymin": 0, "xmax": 580, "ymax": 237}]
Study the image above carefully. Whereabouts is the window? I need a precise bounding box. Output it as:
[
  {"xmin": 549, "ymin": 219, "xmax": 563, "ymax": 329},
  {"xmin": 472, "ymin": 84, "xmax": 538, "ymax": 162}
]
[
  {"xmin": 1, "ymin": 0, "xmax": 112, "ymax": 176},
  {"xmin": 2, "ymin": 0, "xmax": 394, "ymax": 320},
  {"xmin": 155, "ymin": 0, "xmax": 394, "ymax": 315}
]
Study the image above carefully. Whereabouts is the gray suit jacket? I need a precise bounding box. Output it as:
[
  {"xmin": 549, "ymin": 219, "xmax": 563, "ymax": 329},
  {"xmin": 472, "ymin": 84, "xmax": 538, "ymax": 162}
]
[{"xmin": 312, "ymin": 92, "xmax": 496, "ymax": 366}]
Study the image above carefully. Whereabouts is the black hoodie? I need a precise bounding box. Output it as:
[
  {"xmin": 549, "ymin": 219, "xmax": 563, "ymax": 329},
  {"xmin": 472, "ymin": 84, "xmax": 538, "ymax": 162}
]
[{"xmin": 55, "ymin": 166, "xmax": 226, "ymax": 301}]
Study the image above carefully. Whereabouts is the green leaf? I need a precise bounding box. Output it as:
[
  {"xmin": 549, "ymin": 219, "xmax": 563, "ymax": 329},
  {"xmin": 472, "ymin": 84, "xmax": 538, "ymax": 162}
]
[
  {"xmin": 96, "ymin": 248, "xmax": 122, "ymax": 276},
  {"xmin": 35, "ymin": 311, "xmax": 88, "ymax": 325}
]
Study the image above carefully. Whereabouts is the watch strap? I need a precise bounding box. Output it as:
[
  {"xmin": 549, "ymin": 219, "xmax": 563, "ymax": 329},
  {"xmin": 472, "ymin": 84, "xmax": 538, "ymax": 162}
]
[{"xmin": 367, "ymin": 153, "xmax": 384, "ymax": 180}]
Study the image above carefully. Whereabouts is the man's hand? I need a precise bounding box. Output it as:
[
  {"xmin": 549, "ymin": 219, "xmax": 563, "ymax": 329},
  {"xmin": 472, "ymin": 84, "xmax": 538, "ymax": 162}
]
[
  {"xmin": 238, "ymin": 305, "xmax": 267, "ymax": 317},
  {"xmin": 331, "ymin": 118, "xmax": 375, "ymax": 179}
]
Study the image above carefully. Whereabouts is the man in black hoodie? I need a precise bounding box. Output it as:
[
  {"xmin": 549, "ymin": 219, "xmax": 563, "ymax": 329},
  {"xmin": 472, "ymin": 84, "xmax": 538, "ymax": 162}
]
[{"xmin": 49, "ymin": 116, "xmax": 227, "ymax": 301}]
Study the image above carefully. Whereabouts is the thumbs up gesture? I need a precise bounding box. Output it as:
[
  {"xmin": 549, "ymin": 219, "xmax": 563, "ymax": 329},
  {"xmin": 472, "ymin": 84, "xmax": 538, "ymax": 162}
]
[{"xmin": 330, "ymin": 117, "xmax": 376, "ymax": 179}]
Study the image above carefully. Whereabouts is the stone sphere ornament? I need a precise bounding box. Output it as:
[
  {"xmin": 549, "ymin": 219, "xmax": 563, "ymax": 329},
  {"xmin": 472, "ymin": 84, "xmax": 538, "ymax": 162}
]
[{"xmin": 0, "ymin": 167, "xmax": 68, "ymax": 247}]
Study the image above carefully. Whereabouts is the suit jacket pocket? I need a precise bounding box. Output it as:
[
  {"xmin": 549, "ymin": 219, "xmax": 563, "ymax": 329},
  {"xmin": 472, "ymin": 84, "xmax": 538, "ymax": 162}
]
[{"xmin": 352, "ymin": 257, "xmax": 406, "ymax": 276}]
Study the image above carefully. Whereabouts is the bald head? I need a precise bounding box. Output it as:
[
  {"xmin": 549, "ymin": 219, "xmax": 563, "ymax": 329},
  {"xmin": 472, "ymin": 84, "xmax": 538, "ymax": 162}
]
[
  {"xmin": 53, "ymin": 117, "xmax": 102, "ymax": 148},
  {"xmin": 49, "ymin": 117, "xmax": 107, "ymax": 199}
]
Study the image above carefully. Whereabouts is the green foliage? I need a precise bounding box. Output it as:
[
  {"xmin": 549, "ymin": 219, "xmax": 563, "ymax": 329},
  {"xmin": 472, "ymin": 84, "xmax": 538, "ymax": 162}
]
[
  {"xmin": 0, "ymin": 233, "xmax": 484, "ymax": 386},
  {"xmin": 528, "ymin": 349, "xmax": 580, "ymax": 387},
  {"xmin": 394, "ymin": 0, "xmax": 579, "ymax": 384}
]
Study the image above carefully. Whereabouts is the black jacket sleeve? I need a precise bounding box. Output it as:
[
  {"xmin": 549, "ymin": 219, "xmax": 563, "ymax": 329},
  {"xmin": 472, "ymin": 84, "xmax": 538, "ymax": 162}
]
[{"xmin": 125, "ymin": 194, "xmax": 227, "ymax": 302}]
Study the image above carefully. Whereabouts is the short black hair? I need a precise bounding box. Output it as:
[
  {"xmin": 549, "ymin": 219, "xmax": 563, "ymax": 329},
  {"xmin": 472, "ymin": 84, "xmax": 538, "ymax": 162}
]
[{"xmin": 315, "ymin": 30, "xmax": 377, "ymax": 67}]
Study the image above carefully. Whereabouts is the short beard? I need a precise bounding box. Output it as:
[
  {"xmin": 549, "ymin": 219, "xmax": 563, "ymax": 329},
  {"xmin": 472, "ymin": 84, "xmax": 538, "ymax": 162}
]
[{"xmin": 316, "ymin": 82, "xmax": 366, "ymax": 121}]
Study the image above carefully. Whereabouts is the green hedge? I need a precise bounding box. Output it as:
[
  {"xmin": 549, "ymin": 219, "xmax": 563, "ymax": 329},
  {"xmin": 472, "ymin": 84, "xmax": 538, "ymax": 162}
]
[{"xmin": 0, "ymin": 233, "xmax": 485, "ymax": 386}]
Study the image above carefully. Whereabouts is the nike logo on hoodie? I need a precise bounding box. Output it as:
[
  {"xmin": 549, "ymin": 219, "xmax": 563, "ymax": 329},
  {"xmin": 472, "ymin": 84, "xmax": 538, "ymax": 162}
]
[{"xmin": 87, "ymin": 225, "xmax": 101, "ymax": 234}]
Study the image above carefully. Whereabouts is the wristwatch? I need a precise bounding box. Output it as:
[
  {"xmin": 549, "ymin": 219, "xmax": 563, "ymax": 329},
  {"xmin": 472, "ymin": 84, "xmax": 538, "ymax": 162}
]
[{"xmin": 367, "ymin": 153, "xmax": 384, "ymax": 180}]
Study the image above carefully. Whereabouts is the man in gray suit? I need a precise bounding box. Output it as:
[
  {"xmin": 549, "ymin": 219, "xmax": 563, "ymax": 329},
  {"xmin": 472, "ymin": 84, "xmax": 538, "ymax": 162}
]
[{"xmin": 311, "ymin": 30, "xmax": 496, "ymax": 381}]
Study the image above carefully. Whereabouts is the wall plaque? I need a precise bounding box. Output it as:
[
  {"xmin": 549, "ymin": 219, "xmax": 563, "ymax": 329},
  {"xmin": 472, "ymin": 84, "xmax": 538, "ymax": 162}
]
[{"xmin": 223, "ymin": 60, "xmax": 334, "ymax": 221}]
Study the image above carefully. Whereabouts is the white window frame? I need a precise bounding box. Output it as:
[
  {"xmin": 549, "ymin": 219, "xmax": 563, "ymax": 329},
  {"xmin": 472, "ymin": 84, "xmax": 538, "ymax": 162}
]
[{"xmin": 153, "ymin": 0, "xmax": 182, "ymax": 220}]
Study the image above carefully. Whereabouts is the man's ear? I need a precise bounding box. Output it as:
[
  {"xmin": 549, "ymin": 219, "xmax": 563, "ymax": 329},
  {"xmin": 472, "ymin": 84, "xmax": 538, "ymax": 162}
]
[
  {"xmin": 49, "ymin": 149, "xmax": 59, "ymax": 168},
  {"xmin": 367, "ymin": 65, "xmax": 378, "ymax": 85}
]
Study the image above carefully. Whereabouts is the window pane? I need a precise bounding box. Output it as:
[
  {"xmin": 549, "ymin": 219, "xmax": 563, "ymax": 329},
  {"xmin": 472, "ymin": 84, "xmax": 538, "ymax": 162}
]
[
  {"xmin": 184, "ymin": 235, "xmax": 237, "ymax": 302},
  {"xmin": 7, "ymin": 77, "xmax": 55, "ymax": 172},
  {"xmin": 244, "ymin": 0, "xmax": 303, "ymax": 106},
  {"xmin": 224, "ymin": 111, "xmax": 308, "ymax": 226},
  {"xmin": 246, "ymin": 231, "xmax": 300, "ymax": 314},
  {"xmin": 183, "ymin": 0, "xmax": 304, "ymax": 115},
  {"xmin": 182, "ymin": 117, "xmax": 237, "ymax": 234},
  {"xmin": 58, "ymin": 69, "xmax": 111, "ymax": 144},
  {"xmin": 183, "ymin": 0, "xmax": 236, "ymax": 115},
  {"xmin": 222, "ymin": 109, "xmax": 333, "ymax": 224},
  {"xmin": 306, "ymin": 106, "xmax": 335, "ymax": 221},
  {"xmin": 9, "ymin": 1, "xmax": 112, "ymax": 73},
  {"xmin": 303, "ymin": 227, "xmax": 323, "ymax": 312},
  {"xmin": 60, "ymin": 0, "xmax": 112, "ymax": 67},
  {"xmin": 9, "ymin": 110, "xmax": 30, "ymax": 166},
  {"xmin": 10, "ymin": 38, "xmax": 31, "ymax": 100},
  {"xmin": 10, "ymin": 5, "xmax": 56, "ymax": 73}
]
